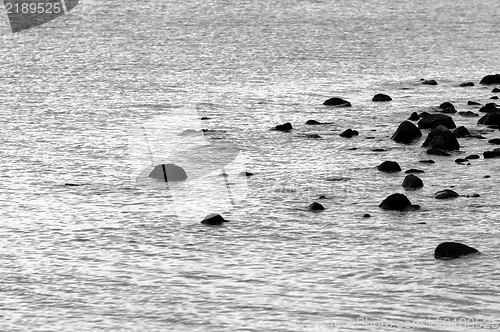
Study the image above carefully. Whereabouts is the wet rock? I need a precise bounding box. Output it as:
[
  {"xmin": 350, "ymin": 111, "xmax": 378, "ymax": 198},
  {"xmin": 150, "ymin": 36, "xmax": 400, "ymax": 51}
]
[
  {"xmin": 201, "ymin": 213, "xmax": 228, "ymax": 225},
  {"xmin": 458, "ymin": 111, "xmax": 479, "ymax": 117},
  {"xmin": 493, "ymin": 87, "xmax": 500, "ymax": 93},
  {"xmin": 453, "ymin": 126, "xmax": 471, "ymax": 138},
  {"xmin": 434, "ymin": 189, "xmax": 459, "ymax": 199},
  {"xmin": 435, "ymin": 242, "xmax": 479, "ymax": 260},
  {"xmin": 455, "ymin": 158, "xmax": 469, "ymax": 163},
  {"xmin": 402, "ymin": 174, "xmax": 423, "ymax": 189},
  {"xmin": 391, "ymin": 120, "xmax": 422, "ymax": 144},
  {"xmin": 478, "ymin": 103, "xmax": 499, "ymax": 113},
  {"xmin": 491, "ymin": 96, "xmax": 499, "ymax": 100},
  {"xmin": 488, "ymin": 138, "xmax": 500, "ymax": 145},
  {"xmin": 149, "ymin": 164, "xmax": 188, "ymax": 182},
  {"xmin": 419, "ymin": 159, "xmax": 435, "ymax": 164},
  {"xmin": 372, "ymin": 93, "xmax": 392, "ymax": 102},
  {"xmin": 274, "ymin": 122, "xmax": 293, "ymax": 131},
  {"xmin": 405, "ymin": 169, "xmax": 425, "ymax": 174},
  {"xmin": 305, "ymin": 134, "xmax": 322, "ymax": 139},
  {"xmin": 483, "ymin": 148, "xmax": 500, "ymax": 158},
  {"xmin": 459, "ymin": 82, "xmax": 474, "ymax": 87},
  {"xmin": 379, "ymin": 193, "xmax": 415, "ymax": 211},
  {"xmin": 64, "ymin": 183, "xmax": 82, "ymax": 187},
  {"xmin": 409, "ymin": 112, "xmax": 420, "ymax": 121},
  {"xmin": 465, "ymin": 154, "xmax": 480, "ymax": 159},
  {"xmin": 426, "ymin": 148, "xmax": 451, "ymax": 156},
  {"xmin": 318, "ymin": 195, "xmax": 327, "ymax": 199},
  {"xmin": 439, "ymin": 102, "xmax": 455, "ymax": 110},
  {"xmin": 422, "ymin": 125, "xmax": 460, "ymax": 150},
  {"xmin": 419, "ymin": 111, "xmax": 431, "ymax": 118},
  {"xmin": 306, "ymin": 119, "xmax": 321, "ymax": 125},
  {"xmin": 308, "ymin": 202, "xmax": 325, "ymax": 211},
  {"xmin": 377, "ymin": 161, "xmax": 401, "ymax": 173},
  {"xmin": 418, "ymin": 114, "xmax": 456, "ymax": 129},
  {"xmin": 479, "ymin": 74, "xmax": 500, "ymax": 85},
  {"xmin": 340, "ymin": 129, "xmax": 359, "ymax": 138},
  {"xmin": 372, "ymin": 148, "xmax": 386, "ymax": 152},
  {"xmin": 467, "ymin": 101, "xmax": 481, "ymax": 106},
  {"xmin": 323, "ymin": 97, "xmax": 351, "ymax": 107},
  {"xmin": 477, "ymin": 112, "xmax": 500, "ymax": 126},
  {"xmin": 200, "ymin": 117, "xmax": 211, "ymax": 120},
  {"xmin": 363, "ymin": 214, "xmax": 371, "ymax": 218},
  {"xmin": 485, "ymin": 175, "xmax": 491, "ymax": 178},
  {"xmin": 422, "ymin": 79, "xmax": 438, "ymax": 85},
  {"xmin": 239, "ymin": 171, "xmax": 253, "ymax": 177}
]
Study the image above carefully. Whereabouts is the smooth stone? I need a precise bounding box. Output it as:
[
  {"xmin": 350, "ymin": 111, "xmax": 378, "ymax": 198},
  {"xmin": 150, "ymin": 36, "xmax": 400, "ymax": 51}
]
[
  {"xmin": 379, "ymin": 193, "xmax": 413, "ymax": 211},
  {"xmin": 405, "ymin": 169, "xmax": 425, "ymax": 174},
  {"xmin": 408, "ymin": 112, "xmax": 420, "ymax": 121},
  {"xmin": 372, "ymin": 148, "xmax": 386, "ymax": 152},
  {"xmin": 422, "ymin": 79, "xmax": 438, "ymax": 85},
  {"xmin": 465, "ymin": 154, "xmax": 480, "ymax": 159},
  {"xmin": 391, "ymin": 120, "xmax": 422, "ymax": 144},
  {"xmin": 478, "ymin": 103, "xmax": 499, "ymax": 113},
  {"xmin": 200, "ymin": 117, "xmax": 211, "ymax": 120},
  {"xmin": 439, "ymin": 102, "xmax": 455, "ymax": 110},
  {"xmin": 306, "ymin": 120, "xmax": 321, "ymax": 125},
  {"xmin": 418, "ymin": 114, "xmax": 456, "ymax": 129},
  {"xmin": 491, "ymin": 96, "xmax": 499, "ymax": 100},
  {"xmin": 149, "ymin": 164, "xmax": 188, "ymax": 182},
  {"xmin": 458, "ymin": 111, "xmax": 479, "ymax": 117},
  {"xmin": 455, "ymin": 158, "xmax": 469, "ymax": 163},
  {"xmin": 488, "ymin": 138, "xmax": 500, "ymax": 145},
  {"xmin": 422, "ymin": 125, "xmax": 460, "ymax": 150},
  {"xmin": 419, "ymin": 159, "xmax": 435, "ymax": 164},
  {"xmin": 419, "ymin": 111, "xmax": 430, "ymax": 118},
  {"xmin": 453, "ymin": 126, "xmax": 470, "ymax": 138},
  {"xmin": 435, "ymin": 189, "xmax": 459, "ymax": 199},
  {"xmin": 485, "ymin": 175, "xmax": 491, "ymax": 178},
  {"xmin": 483, "ymin": 148, "xmax": 500, "ymax": 158},
  {"xmin": 479, "ymin": 74, "xmax": 500, "ymax": 85},
  {"xmin": 426, "ymin": 148, "xmax": 451, "ymax": 156},
  {"xmin": 402, "ymin": 174, "xmax": 423, "ymax": 189},
  {"xmin": 377, "ymin": 161, "xmax": 401, "ymax": 173},
  {"xmin": 467, "ymin": 101, "xmax": 481, "ymax": 106},
  {"xmin": 339, "ymin": 129, "xmax": 359, "ymax": 138},
  {"xmin": 493, "ymin": 88, "xmax": 500, "ymax": 93},
  {"xmin": 308, "ymin": 202, "xmax": 325, "ymax": 211},
  {"xmin": 201, "ymin": 213, "xmax": 228, "ymax": 225},
  {"xmin": 362, "ymin": 214, "xmax": 371, "ymax": 218},
  {"xmin": 435, "ymin": 242, "xmax": 479, "ymax": 260},
  {"xmin": 478, "ymin": 112, "xmax": 500, "ymax": 126},
  {"xmin": 459, "ymin": 82, "xmax": 474, "ymax": 87},
  {"xmin": 274, "ymin": 122, "xmax": 293, "ymax": 131},
  {"xmin": 323, "ymin": 97, "xmax": 351, "ymax": 107},
  {"xmin": 372, "ymin": 93, "xmax": 392, "ymax": 102}
]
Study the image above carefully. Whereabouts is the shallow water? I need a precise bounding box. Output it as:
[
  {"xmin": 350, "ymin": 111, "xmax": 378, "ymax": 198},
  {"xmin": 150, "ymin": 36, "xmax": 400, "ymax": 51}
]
[{"xmin": 1, "ymin": 0, "xmax": 500, "ymax": 331}]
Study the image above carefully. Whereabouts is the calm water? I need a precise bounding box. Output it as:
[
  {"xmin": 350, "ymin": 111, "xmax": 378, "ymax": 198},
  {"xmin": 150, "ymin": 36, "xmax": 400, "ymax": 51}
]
[{"xmin": 1, "ymin": 0, "xmax": 500, "ymax": 331}]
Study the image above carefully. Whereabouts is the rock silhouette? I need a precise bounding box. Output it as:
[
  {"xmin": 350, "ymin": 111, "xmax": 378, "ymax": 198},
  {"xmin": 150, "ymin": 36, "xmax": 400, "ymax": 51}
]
[
  {"xmin": 458, "ymin": 111, "xmax": 479, "ymax": 117},
  {"xmin": 149, "ymin": 164, "xmax": 188, "ymax": 182},
  {"xmin": 477, "ymin": 112, "xmax": 500, "ymax": 126},
  {"xmin": 308, "ymin": 202, "xmax": 325, "ymax": 211},
  {"xmin": 372, "ymin": 93, "xmax": 392, "ymax": 102},
  {"xmin": 434, "ymin": 242, "xmax": 479, "ymax": 260},
  {"xmin": 391, "ymin": 120, "xmax": 422, "ymax": 143},
  {"xmin": 418, "ymin": 114, "xmax": 456, "ymax": 129},
  {"xmin": 377, "ymin": 161, "xmax": 401, "ymax": 173},
  {"xmin": 306, "ymin": 120, "xmax": 321, "ymax": 125},
  {"xmin": 453, "ymin": 126, "xmax": 471, "ymax": 138},
  {"xmin": 274, "ymin": 122, "xmax": 293, "ymax": 131},
  {"xmin": 408, "ymin": 112, "xmax": 420, "ymax": 121},
  {"xmin": 402, "ymin": 174, "xmax": 423, "ymax": 189},
  {"xmin": 201, "ymin": 213, "xmax": 228, "ymax": 225},
  {"xmin": 434, "ymin": 189, "xmax": 459, "ymax": 199},
  {"xmin": 459, "ymin": 82, "xmax": 474, "ymax": 87},
  {"xmin": 323, "ymin": 97, "xmax": 351, "ymax": 106},
  {"xmin": 479, "ymin": 74, "xmax": 500, "ymax": 85},
  {"xmin": 422, "ymin": 79, "xmax": 438, "ymax": 85},
  {"xmin": 340, "ymin": 129, "xmax": 359, "ymax": 138},
  {"xmin": 422, "ymin": 125, "xmax": 459, "ymax": 150},
  {"xmin": 379, "ymin": 193, "xmax": 415, "ymax": 211},
  {"xmin": 467, "ymin": 101, "xmax": 481, "ymax": 106}
]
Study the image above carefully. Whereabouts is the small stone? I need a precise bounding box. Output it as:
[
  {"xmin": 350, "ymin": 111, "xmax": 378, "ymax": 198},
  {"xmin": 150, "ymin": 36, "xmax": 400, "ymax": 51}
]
[
  {"xmin": 308, "ymin": 202, "xmax": 325, "ymax": 211},
  {"xmin": 362, "ymin": 214, "xmax": 371, "ymax": 218},
  {"xmin": 201, "ymin": 213, "xmax": 227, "ymax": 225}
]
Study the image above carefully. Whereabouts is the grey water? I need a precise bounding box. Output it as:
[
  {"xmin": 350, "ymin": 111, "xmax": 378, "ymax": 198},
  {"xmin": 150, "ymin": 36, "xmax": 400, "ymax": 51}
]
[{"xmin": 1, "ymin": 0, "xmax": 500, "ymax": 331}]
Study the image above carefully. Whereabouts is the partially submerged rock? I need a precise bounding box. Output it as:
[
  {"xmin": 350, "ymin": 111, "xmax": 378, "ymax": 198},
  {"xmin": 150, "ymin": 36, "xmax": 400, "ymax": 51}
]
[
  {"xmin": 377, "ymin": 161, "xmax": 401, "ymax": 173},
  {"xmin": 308, "ymin": 202, "xmax": 325, "ymax": 211},
  {"xmin": 402, "ymin": 174, "xmax": 423, "ymax": 189},
  {"xmin": 391, "ymin": 120, "xmax": 422, "ymax": 143},
  {"xmin": 422, "ymin": 125, "xmax": 460, "ymax": 150},
  {"xmin": 379, "ymin": 193, "xmax": 418, "ymax": 211},
  {"xmin": 201, "ymin": 213, "xmax": 228, "ymax": 225},
  {"xmin": 435, "ymin": 242, "xmax": 479, "ymax": 260},
  {"xmin": 372, "ymin": 93, "xmax": 392, "ymax": 102},
  {"xmin": 274, "ymin": 122, "xmax": 293, "ymax": 131},
  {"xmin": 434, "ymin": 189, "xmax": 459, "ymax": 199},
  {"xmin": 323, "ymin": 97, "xmax": 351, "ymax": 107},
  {"xmin": 418, "ymin": 114, "xmax": 456, "ymax": 130},
  {"xmin": 479, "ymin": 74, "xmax": 500, "ymax": 85},
  {"xmin": 149, "ymin": 164, "xmax": 188, "ymax": 182}
]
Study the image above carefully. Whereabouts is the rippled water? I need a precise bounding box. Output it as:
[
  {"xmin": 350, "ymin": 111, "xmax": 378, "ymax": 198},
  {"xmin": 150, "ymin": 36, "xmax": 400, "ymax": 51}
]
[{"xmin": 1, "ymin": 0, "xmax": 500, "ymax": 331}]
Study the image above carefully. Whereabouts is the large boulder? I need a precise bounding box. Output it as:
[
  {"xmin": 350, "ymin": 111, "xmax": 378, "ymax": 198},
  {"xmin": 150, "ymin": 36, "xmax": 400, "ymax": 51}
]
[
  {"xmin": 149, "ymin": 164, "xmax": 188, "ymax": 182},
  {"xmin": 453, "ymin": 126, "xmax": 470, "ymax": 138},
  {"xmin": 372, "ymin": 93, "xmax": 392, "ymax": 102},
  {"xmin": 479, "ymin": 74, "xmax": 500, "ymax": 85},
  {"xmin": 308, "ymin": 202, "xmax": 325, "ymax": 211},
  {"xmin": 477, "ymin": 112, "xmax": 500, "ymax": 126},
  {"xmin": 377, "ymin": 161, "xmax": 401, "ymax": 173},
  {"xmin": 379, "ymin": 193, "xmax": 415, "ymax": 211},
  {"xmin": 418, "ymin": 114, "xmax": 456, "ymax": 129},
  {"xmin": 274, "ymin": 122, "xmax": 293, "ymax": 131},
  {"xmin": 402, "ymin": 174, "xmax": 423, "ymax": 189},
  {"xmin": 478, "ymin": 103, "xmax": 499, "ymax": 113},
  {"xmin": 323, "ymin": 97, "xmax": 351, "ymax": 107},
  {"xmin": 483, "ymin": 148, "xmax": 500, "ymax": 158},
  {"xmin": 493, "ymin": 88, "xmax": 500, "ymax": 93},
  {"xmin": 391, "ymin": 121, "xmax": 422, "ymax": 143},
  {"xmin": 422, "ymin": 125, "xmax": 459, "ymax": 150},
  {"xmin": 201, "ymin": 213, "xmax": 228, "ymax": 225},
  {"xmin": 434, "ymin": 242, "xmax": 479, "ymax": 260}
]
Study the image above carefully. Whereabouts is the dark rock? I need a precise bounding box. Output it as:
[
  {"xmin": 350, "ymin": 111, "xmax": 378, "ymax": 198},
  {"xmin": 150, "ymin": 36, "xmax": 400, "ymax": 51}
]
[
  {"xmin": 405, "ymin": 169, "xmax": 425, "ymax": 174},
  {"xmin": 323, "ymin": 97, "xmax": 351, "ymax": 106},
  {"xmin": 453, "ymin": 126, "xmax": 470, "ymax": 138},
  {"xmin": 379, "ymin": 193, "xmax": 413, "ymax": 211},
  {"xmin": 318, "ymin": 195, "xmax": 327, "ymax": 199},
  {"xmin": 455, "ymin": 158, "xmax": 469, "ymax": 163},
  {"xmin": 493, "ymin": 87, "xmax": 500, "ymax": 93},
  {"xmin": 419, "ymin": 111, "xmax": 431, "ymax": 118},
  {"xmin": 219, "ymin": 172, "xmax": 229, "ymax": 177},
  {"xmin": 440, "ymin": 107, "xmax": 456, "ymax": 114},
  {"xmin": 201, "ymin": 213, "xmax": 228, "ymax": 225},
  {"xmin": 422, "ymin": 125, "xmax": 460, "ymax": 150},
  {"xmin": 419, "ymin": 159, "xmax": 435, "ymax": 164},
  {"xmin": 391, "ymin": 120, "xmax": 422, "ymax": 143},
  {"xmin": 422, "ymin": 79, "xmax": 438, "ymax": 85},
  {"xmin": 478, "ymin": 103, "xmax": 499, "ymax": 113},
  {"xmin": 467, "ymin": 101, "xmax": 481, "ymax": 106},
  {"xmin": 372, "ymin": 148, "xmax": 386, "ymax": 152},
  {"xmin": 306, "ymin": 120, "xmax": 321, "ymax": 125},
  {"xmin": 200, "ymin": 117, "xmax": 211, "ymax": 120},
  {"xmin": 340, "ymin": 129, "xmax": 359, "ymax": 138},
  {"xmin": 491, "ymin": 96, "xmax": 499, "ymax": 100},
  {"xmin": 435, "ymin": 189, "xmax": 459, "ymax": 199},
  {"xmin": 377, "ymin": 161, "xmax": 401, "ymax": 173},
  {"xmin": 239, "ymin": 171, "xmax": 253, "ymax": 177},
  {"xmin": 485, "ymin": 175, "xmax": 491, "ymax": 178},
  {"xmin": 308, "ymin": 202, "xmax": 325, "ymax": 211},
  {"xmin": 305, "ymin": 134, "xmax": 322, "ymax": 139},
  {"xmin": 418, "ymin": 114, "xmax": 456, "ymax": 129},
  {"xmin": 409, "ymin": 112, "xmax": 420, "ymax": 121},
  {"xmin": 478, "ymin": 112, "xmax": 500, "ymax": 126},
  {"xmin": 362, "ymin": 214, "xmax": 371, "ymax": 218},
  {"xmin": 149, "ymin": 164, "xmax": 188, "ymax": 182},
  {"xmin": 458, "ymin": 111, "xmax": 479, "ymax": 117},
  {"xmin": 372, "ymin": 93, "xmax": 392, "ymax": 102},
  {"xmin": 274, "ymin": 122, "xmax": 293, "ymax": 131},
  {"xmin": 426, "ymin": 148, "xmax": 451, "ymax": 156},
  {"xmin": 435, "ymin": 242, "xmax": 479, "ymax": 260},
  {"xmin": 465, "ymin": 154, "xmax": 480, "ymax": 159},
  {"xmin": 488, "ymin": 138, "xmax": 500, "ymax": 145},
  {"xmin": 439, "ymin": 102, "xmax": 455, "ymax": 110},
  {"xmin": 459, "ymin": 82, "xmax": 474, "ymax": 87},
  {"xmin": 365, "ymin": 136, "xmax": 375, "ymax": 139},
  {"xmin": 402, "ymin": 174, "xmax": 423, "ymax": 189},
  {"xmin": 64, "ymin": 183, "xmax": 82, "ymax": 186},
  {"xmin": 483, "ymin": 148, "xmax": 500, "ymax": 158},
  {"xmin": 479, "ymin": 74, "xmax": 500, "ymax": 85}
]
